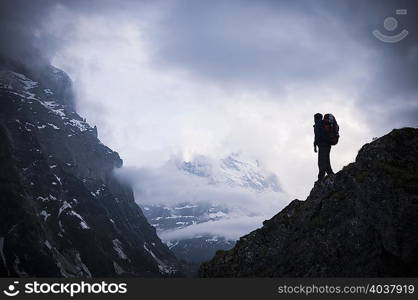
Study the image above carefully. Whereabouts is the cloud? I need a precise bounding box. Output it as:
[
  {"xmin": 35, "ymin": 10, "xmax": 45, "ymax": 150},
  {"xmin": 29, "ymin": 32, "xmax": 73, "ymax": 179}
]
[
  {"xmin": 148, "ymin": 0, "xmax": 368, "ymax": 91},
  {"xmin": 145, "ymin": 0, "xmax": 418, "ymax": 109},
  {"xmin": 115, "ymin": 158, "xmax": 289, "ymax": 214},
  {"xmin": 159, "ymin": 216, "xmax": 267, "ymax": 241},
  {"xmin": 115, "ymin": 156, "xmax": 290, "ymax": 240},
  {"xmin": 1, "ymin": 0, "xmax": 417, "ymax": 215}
]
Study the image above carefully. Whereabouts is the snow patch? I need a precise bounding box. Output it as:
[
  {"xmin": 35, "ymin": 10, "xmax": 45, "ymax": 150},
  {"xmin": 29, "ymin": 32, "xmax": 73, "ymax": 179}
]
[
  {"xmin": 165, "ymin": 240, "xmax": 179, "ymax": 249},
  {"xmin": 44, "ymin": 240, "xmax": 52, "ymax": 250},
  {"xmin": 37, "ymin": 195, "xmax": 57, "ymax": 202},
  {"xmin": 205, "ymin": 236, "xmax": 219, "ymax": 242},
  {"xmin": 40, "ymin": 101, "xmax": 66, "ymax": 118},
  {"xmin": 112, "ymin": 239, "xmax": 129, "ymax": 261},
  {"xmin": 58, "ymin": 201, "xmax": 72, "ymax": 216},
  {"xmin": 79, "ymin": 221, "xmax": 90, "ymax": 230},
  {"xmin": 59, "ymin": 220, "xmax": 65, "ymax": 232},
  {"xmin": 67, "ymin": 210, "xmax": 90, "ymax": 230},
  {"xmin": 11, "ymin": 71, "xmax": 39, "ymax": 90},
  {"xmin": 208, "ymin": 211, "xmax": 227, "ymax": 219},
  {"xmin": 93, "ymin": 186, "xmax": 105, "ymax": 197},
  {"xmin": 48, "ymin": 123, "xmax": 60, "ymax": 130},
  {"xmin": 54, "ymin": 174, "xmax": 62, "ymax": 185},
  {"xmin": 67, "ymin": 119, "xmax": 89, "ymax": 132},
  {"xmin": 174, "ymin": 204, "xmax": 198, "ymax": 210},
  {"xmin": 143, "ymin": 242, "xmax": 176, "ymax": 275},
  {"xmin": 113, "ymin": 261, "xmax": 125, "ymax": 275},
  {"xmin": 39, "ymin": 210, "xmax": 51, "ymax": 222}
]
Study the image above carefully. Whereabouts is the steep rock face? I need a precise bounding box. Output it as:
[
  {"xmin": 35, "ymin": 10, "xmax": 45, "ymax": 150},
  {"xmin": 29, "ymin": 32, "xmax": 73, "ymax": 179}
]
[
  {"xmin": 200, "ymin": 128, "xmax": 418, "ymax": 277},
  {"xmin": 0, "ymin": 64, "xmax": 179, "ymax": 277}
]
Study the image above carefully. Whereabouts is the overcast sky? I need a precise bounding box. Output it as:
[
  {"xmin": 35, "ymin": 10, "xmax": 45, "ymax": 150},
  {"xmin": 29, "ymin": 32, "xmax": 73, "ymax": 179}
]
[{"xmin": 1, "ymin": 0, "xmax": 417, "ymax": 239}]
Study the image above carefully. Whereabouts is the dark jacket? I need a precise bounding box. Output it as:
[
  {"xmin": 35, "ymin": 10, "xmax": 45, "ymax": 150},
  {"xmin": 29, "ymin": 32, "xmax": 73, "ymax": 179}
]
[{"xmin": 314, "ymin": 114, "xmax": 330, "ymax": 147}]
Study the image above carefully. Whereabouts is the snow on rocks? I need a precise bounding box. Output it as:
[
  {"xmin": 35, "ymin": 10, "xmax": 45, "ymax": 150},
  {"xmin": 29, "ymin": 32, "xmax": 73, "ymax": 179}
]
[
  {"xmin": 144, "ymin": 242, "xmax": 176, "ymax": 275},
  {"xmin": 67, "ymin": 210, "xmax": 90, "ymax": 230},
  {"xmin": 58, "ymin": 201, "xmax": 72, "ymax": 216},
  {"xmin": 44, "ymin": 240, "xmax": 52, "ymax": 250},
  {"xmin": 39, "ymin": 210, "xmax": 51, "ymax": 222},
  {"xmin": 112, "ymin": 239, "xmax": 129, "ymax": 261},
  {"xmin": 0, "ymin": 70, "xmax": 38, "ymax": 91},
  {"xmin": 54, "ymin": 174, "xmax": 62, "ymax": 185},
  {"xmin": 48, "ymin": 123, "xmax": 60, "ymax": 130},
  {"xmin": 66, "ymin": 119, "xmax": 89, "ymax": 132},
  {"xmin": 37, "ymin": 195, "xmax": 57, "ymax": 202},
  {"xmin": 58, "ymin": 201, "xmax": 91, "ymax": 230},
  {"xmin": 1, "ymin": 70, "xmax": 91, "ymax": 134}
]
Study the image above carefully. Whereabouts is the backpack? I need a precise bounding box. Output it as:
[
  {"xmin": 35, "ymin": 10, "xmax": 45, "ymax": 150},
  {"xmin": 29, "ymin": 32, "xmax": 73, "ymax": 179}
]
[{"xmin": 323, "ymin": 113, "xmax": 339, "ymax": 145}]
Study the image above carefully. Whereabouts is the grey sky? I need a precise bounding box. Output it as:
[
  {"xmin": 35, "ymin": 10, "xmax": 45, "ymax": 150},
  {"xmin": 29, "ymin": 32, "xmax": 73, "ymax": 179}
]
[{"xmin": 1, "ymin": 0, "xmax": 417, "ymax": 238}]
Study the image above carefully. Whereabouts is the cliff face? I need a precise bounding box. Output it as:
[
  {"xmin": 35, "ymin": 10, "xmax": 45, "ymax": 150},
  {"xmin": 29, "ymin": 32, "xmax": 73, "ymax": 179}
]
[
  {"xmin": 200, "ymin": 128, "xmax": 418, "ymax": 277},
  {"xmin": 0, "ymin": 64, "xmax": 179, "ymax": 277}
]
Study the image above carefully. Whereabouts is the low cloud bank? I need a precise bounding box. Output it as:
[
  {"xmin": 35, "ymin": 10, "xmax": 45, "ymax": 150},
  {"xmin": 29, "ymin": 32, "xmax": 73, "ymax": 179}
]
[
  {"xmin": 115, "ymin": 158, "xmax": 291, "ymax": 240},
  {"xmin": 159, "ymin": 215, "xmax": 267, "ymax": 241}
]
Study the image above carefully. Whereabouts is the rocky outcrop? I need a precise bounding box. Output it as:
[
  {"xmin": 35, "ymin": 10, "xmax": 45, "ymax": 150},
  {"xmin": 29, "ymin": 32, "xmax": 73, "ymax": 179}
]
[
  {"xmin": 0, "ymin": 63, "xmax": 179, "ymax": 277},
  {"xmin": 199, "ymin": 128, "xmax": 418, "ymax": 277}
]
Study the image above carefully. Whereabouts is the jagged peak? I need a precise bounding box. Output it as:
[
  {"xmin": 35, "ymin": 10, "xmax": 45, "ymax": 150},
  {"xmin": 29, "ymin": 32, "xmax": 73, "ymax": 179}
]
[{"xmin": 0, "ymin": 62, "xmax": 76, "ymax": 112}]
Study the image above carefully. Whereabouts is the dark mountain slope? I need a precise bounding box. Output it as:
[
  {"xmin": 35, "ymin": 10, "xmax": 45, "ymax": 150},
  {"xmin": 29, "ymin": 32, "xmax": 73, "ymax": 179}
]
[
  {"xmin": 200, "ymin": 128, "xmax": 418, "ymax": 277},
  {"xmin": 0, "ymin": 64, "xmax": 179, "ymax": 277}
]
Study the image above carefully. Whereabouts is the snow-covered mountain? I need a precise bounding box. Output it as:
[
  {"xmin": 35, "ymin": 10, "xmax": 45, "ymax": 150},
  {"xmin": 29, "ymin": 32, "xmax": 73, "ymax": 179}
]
[
  {"xmin": 141, "ymin": 154, "xmax": 283, "ymax": 264},
  {"xmin": 180, "ymin": 153, "xmax": 281, "ymax": 192}
]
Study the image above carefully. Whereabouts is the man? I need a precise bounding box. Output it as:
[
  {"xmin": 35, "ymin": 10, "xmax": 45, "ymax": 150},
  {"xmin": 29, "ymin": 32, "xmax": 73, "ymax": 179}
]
[{"xmin": 313, "ymin": 113, "xmax": 334, "ymax": 180}]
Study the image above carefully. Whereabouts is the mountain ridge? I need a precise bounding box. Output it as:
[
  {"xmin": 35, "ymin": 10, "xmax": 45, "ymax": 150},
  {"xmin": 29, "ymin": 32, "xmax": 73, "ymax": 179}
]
[
  {"xmin": 178, "ymin": 153, "xmax": 282, "ymax": 192},
  {"xmin": 0, "ymin": 63, "xmax": 180, "ymax": 277},
  {"xmin": 199, "ymin": 128, "xmax": 418, "ymax": 277}
]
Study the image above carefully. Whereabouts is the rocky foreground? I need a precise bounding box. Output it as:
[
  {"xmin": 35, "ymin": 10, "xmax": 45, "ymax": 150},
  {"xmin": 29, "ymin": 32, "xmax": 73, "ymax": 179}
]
[{"xmin": 200, "ymin": 128, "xmax": 418, "ymax": 277}]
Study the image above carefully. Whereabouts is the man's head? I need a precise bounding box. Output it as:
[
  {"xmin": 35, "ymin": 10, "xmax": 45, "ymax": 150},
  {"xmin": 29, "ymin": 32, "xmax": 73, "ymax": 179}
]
[{"xmin": 314, "ymin": 113, "xmax": 323, "ymax": 123}]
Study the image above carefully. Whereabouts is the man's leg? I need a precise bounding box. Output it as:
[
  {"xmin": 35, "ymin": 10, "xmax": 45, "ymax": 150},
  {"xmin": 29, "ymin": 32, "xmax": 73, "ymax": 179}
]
[
  {"xmin": 318, "ymin": 146, "xmax": 326, "ymax": 180},
  {"xmin": 324, "ymin": 146, "xmax": 334, "ymax": 175}
]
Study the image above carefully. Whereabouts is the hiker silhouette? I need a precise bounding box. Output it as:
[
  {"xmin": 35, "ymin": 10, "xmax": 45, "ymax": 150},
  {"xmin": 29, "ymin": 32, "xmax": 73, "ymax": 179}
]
[{"xmin": 313, "ymin": 113, "xmax": 339, "ymax": 180}]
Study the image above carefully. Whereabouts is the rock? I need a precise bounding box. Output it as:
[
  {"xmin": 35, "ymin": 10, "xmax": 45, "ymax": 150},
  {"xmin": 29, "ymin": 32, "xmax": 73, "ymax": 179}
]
[
  {"xmin": 199, "ymin": 128, "xmax": 418, "ymax": 277},
  {"xmin": 0, "ymin": 62, "xmax": 180, "ymax": 277}
]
